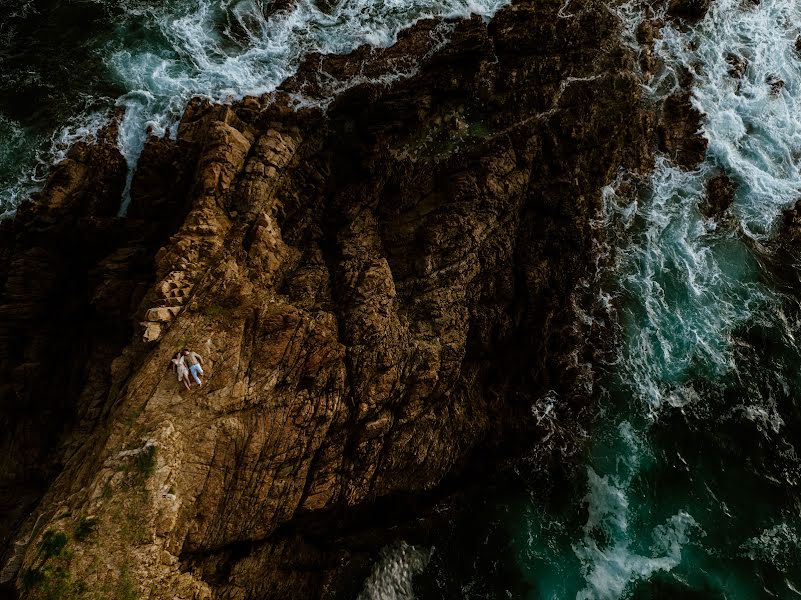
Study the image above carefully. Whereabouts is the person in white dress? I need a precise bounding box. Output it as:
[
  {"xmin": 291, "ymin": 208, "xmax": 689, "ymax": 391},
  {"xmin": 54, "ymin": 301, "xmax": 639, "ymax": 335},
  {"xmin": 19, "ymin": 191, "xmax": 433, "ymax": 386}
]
[{"xmin": 171, "ymin": 352, "xmax": 191, "ymax": 390}]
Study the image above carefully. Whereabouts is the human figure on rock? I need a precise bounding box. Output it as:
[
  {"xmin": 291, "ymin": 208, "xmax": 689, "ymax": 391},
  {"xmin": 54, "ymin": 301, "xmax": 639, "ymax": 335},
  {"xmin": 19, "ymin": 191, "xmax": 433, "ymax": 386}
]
[
  {"xmin": 171, "ymin": 351, "xmax": 191, "ymax": 390},
  {"xmin": 183, "ymin": 348, "xmax": 204, "ymax": 387}
]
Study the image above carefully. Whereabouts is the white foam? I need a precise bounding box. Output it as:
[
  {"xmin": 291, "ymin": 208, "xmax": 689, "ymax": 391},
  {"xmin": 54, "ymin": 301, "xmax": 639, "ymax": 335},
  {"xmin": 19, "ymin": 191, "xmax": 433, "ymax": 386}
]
[
  {"xmin": 741, "ymin": 522, "xmax": 800, "ymax": 570},
  {"xmin": 0, "ymin": 115, "xmax": 27, "ymax": 218},
  {"xmin": 605, "ymin": 0, "xmax": 801, "ymax": 407},
  {"xmin": 571, "ymin": 0, "xmax": 801, "ymax": 596},
  {"xmin": 577, "ymin": 514, "xmax": 698, "ymax": 600},
  {"xmin": 357, "ymin": 541, "xmax": 433, "ymax": 600},
  {"xmin": 573, "ymin": 424, "xmax": 698, "ymax": 600},
  {"xmin": 656, "ymin": 0, "xmax": 801, "ymax": 237}
]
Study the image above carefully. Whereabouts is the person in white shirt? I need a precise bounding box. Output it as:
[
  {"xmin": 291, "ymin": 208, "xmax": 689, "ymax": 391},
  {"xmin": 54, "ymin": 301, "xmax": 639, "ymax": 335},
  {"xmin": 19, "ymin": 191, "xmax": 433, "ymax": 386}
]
[{"xmin": 183, "ymin": 348, "xmax": 204, "ymax": 386}]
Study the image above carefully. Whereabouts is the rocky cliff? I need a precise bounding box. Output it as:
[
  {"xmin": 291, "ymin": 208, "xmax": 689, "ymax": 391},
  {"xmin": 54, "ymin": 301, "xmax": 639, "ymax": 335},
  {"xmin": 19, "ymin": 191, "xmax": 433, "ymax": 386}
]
[{"xmin": 0, "ymin": 0, "xmax": 695, "ymax": 596}]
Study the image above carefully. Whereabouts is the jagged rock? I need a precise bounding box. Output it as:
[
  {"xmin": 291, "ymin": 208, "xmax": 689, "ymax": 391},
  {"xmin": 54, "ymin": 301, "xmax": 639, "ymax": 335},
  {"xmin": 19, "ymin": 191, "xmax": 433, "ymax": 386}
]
[
  {"xmin": 142, "ymin": 321, "xmax": 163, "ymax": 342},
  {"xmin": 701, "ymin": 172, "xmax": 737, "ymax": 218},
  {"xmin": 0, "ymin": 110, "xmax": 204, "ymax": 586},
  {"xmin": 636, "ymin": 17, "xmax": 662, "ymax": 78},
  {"xmin": 1, "ymin": 0, "xmax": 667, "ymax": 597},
  {"xmin": 726, "ymin": 53, "xmax": 748, "ymax": 79},
  {"xmin": 659, "ymin": 91, "xmax": 708, "ymax": 168},
  {"xmin": 767, "ymin": 73, "xmax": 785, "ymax": 97},
  {"xmin": 145, "ymin": 306, "xmax": 180, "ymax": 322}
]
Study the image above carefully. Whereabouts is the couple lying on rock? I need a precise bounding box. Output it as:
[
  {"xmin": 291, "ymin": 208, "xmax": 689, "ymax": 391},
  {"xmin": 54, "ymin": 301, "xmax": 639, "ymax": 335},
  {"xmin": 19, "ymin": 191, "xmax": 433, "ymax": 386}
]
[{"xmin": 171, "ymin": 348, "xmax": 204, "ymax": 390}]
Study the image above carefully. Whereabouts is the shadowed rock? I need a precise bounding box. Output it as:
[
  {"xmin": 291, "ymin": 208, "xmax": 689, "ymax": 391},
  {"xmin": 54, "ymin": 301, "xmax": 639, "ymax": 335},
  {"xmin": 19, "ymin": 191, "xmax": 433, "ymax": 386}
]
[
  {"xmin": 726, "ymin": 53, "xmax": 748, "ymax": 79},
  {"xmin": 1, "ymin": 0, "xmax": 665, "ymax": 597},
  {"xmin": 666, "ymin": 0, "xmax": 711, "ymax": 23},
  {"xmin": 701, "ymin": 172, "xmax": 736, "ymax": 218},
  {"xmin": 659, "ymin": 91, "xmax": 708, "ymax": 169}
]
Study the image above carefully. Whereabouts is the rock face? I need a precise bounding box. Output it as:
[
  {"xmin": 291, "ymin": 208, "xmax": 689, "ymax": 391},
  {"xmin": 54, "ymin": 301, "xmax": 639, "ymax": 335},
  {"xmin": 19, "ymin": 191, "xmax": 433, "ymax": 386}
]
[
  {"xmin": 658, "ymin": 91, "xmax": 708, "ymax": 169},
  {"xmin": 0, "ymin": 112, "xmax": 199, "ymax": 592},
  {"xmin": 0, "ymin": 0, "xmax": 662, "ymax": 597}
]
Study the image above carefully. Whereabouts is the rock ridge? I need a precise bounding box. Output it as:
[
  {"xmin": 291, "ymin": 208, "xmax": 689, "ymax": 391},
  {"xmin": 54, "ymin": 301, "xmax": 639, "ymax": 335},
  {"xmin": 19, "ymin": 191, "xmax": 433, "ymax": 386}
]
[{"xmin": 0, "ymin": 0, "xmax": 673, "ymax": 597}]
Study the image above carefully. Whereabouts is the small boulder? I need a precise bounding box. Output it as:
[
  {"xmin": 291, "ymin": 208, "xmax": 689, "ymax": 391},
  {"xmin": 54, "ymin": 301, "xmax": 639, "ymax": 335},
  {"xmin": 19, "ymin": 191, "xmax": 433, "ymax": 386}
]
[
  {"xmin": 766, "ymin": 74, "xmax": 785, "ymax": 97},
  {"xmin": 142, "ymin": 321, "xmax": 163, "ymax": 343},
  {"xmin": 725, "ymin": 53, "xmax": 748, "ymax": 79},
  {"xmin": 700, "ymin": 172, "xmax": 736, "ymax": 218},
  {"xmin": 145, "ymin": 306, "xmax": 180, "ymax": 322}
]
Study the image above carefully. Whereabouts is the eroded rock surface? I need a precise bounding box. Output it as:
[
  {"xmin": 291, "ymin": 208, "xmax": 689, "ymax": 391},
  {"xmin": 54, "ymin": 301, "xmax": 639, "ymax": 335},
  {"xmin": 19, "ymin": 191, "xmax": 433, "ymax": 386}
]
[
  {"xmin": 659, "ymin": 91, "xmax": 708, "ymax": 169},
  {"xmin": 701, "ymin": 172, "xmax": 737, "ymax": 218},
  {"xmin": 1, "ymin": 0, "xmax": 665, "ymax": 597}
]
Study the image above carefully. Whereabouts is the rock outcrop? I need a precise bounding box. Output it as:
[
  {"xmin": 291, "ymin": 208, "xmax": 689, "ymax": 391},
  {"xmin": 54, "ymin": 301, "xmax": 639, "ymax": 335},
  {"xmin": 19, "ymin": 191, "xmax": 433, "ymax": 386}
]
[
  {"xmin": 658, "ymin": 91, "xmax": 708, "ymax": 169},
  {"xmin": 0, "ymin": 0, "xmax": 662, "ymax": 597},
  {"xmin": 701, "ymin": 171, "xmax": 736, "ymax": 218},
  {"xmin": 666, "ymin": 0, "xmax": 711, "ymax": 23}
]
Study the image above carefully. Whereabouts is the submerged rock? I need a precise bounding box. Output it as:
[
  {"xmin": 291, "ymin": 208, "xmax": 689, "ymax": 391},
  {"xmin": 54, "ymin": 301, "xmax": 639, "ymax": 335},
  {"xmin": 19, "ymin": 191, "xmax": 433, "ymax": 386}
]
[
  {"xmin": 726, "ymin": 53, "xmax": 748, "ymax": 79},
  {"xmin": 767, "ymin": 73, "xmax": 785, "ymax": 97}
]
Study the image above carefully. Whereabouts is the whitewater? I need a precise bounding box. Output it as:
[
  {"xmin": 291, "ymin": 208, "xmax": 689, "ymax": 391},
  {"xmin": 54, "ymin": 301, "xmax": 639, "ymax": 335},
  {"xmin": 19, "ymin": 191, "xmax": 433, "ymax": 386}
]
[{"xmin": 571, "ymin": 0, "xmax": 801, "ymax": 596}]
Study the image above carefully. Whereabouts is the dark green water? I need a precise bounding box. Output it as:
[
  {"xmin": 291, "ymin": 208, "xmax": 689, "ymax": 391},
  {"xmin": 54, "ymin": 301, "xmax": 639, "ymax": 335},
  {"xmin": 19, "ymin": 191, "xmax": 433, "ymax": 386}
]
[{"xmin": 0, "ymin": 0, "xmax": 123, "ymax": 213}]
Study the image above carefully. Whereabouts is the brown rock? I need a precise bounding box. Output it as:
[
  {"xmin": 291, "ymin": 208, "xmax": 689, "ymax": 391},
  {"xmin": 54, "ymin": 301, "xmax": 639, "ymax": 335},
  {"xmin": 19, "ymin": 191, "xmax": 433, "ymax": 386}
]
[
  {"xmin": 145, "ymin": 306, "xmax": 180, "ymax": 322},
  {"xmin": 701, "ymin": 172, "xmax": 737, "ymax": 218},
  {"xmin": 659, "ymin": 91, "xmax": 708, "ymax": 168},
  {"xmin": 142, "ymin": 321, "xmax": 163, "ymax": 342},
  {"xmin": 1, "ymin": 0, "xmax": 663, "ymax": 597}
]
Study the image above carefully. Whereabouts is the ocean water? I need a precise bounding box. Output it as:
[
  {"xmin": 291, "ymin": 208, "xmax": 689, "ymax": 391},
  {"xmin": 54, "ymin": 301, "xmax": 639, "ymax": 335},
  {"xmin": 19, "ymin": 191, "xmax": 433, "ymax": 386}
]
[{"xmin": 0, "ymin": 0, "xmax": 507, "ymax": 216}]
